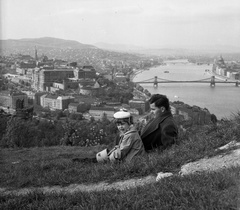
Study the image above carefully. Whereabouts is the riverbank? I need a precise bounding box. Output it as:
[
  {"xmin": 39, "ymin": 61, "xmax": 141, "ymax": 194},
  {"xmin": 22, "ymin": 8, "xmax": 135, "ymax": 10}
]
[
  {"xmin": 133, "ymin": 63, "xmax": 240, "ymax": 120},
  {"xmin": 129, "ymin": 69, "xmax": 146, "ymax": 81},
  {"xmin": 212, "ymin": 71, "xmax": 239, "ymax": 82},
  {"xmin": 130, "ymin": 64, "xmax": 162, "ymax": 81}
]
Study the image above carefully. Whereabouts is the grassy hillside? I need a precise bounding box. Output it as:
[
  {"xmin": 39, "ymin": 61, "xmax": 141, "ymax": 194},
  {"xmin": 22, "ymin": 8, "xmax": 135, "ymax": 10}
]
[
  {"xmin": 0, "ymin": 113, "xmax": 240, "ymax": 209},
  {"xmin": 1, "ymin": 167, "xmax": 239, "ymax": 209}
]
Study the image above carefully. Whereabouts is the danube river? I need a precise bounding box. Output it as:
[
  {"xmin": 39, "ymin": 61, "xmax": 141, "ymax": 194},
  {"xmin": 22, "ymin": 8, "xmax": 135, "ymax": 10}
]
[{"xmin": 133, "ymin": 62, "xmax": 240, "ymax": 120}]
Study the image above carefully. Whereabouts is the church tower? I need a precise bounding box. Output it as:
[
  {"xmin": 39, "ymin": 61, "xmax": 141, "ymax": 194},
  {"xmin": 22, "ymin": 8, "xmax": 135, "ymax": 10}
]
[{"xmin": 35, "ymin": 46, "xmax": 38, "ymax": 62}]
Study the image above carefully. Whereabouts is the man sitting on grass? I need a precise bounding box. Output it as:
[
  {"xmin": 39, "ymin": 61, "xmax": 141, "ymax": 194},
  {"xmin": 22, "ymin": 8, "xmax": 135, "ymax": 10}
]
[
  {"xmin": 72, "ymin": 109, "xmax": 145, "ymax": 163},
  {"xmin": 141, "ymin": 94, "xmax": 178, "ymax": 152}
]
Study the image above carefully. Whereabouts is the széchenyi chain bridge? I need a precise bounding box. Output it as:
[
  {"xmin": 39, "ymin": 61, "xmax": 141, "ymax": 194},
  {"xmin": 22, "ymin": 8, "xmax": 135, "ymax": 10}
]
[{"xmin": 135, "ymin": 76, "xmax": 239, "ymax": 87}]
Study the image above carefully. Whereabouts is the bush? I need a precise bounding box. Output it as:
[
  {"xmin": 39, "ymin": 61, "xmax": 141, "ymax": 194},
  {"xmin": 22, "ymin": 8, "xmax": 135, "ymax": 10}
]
[
  {"xmin": 60, "ymin": 120, "xmax": 118, "ymax": 147},
  {"xmin": 0, "ymin": 114, "xmax": 10, "ymax": 145},
  {"xmin": 2, "ymin": 117, "xmax": 40, "ymax": 148},
  {"xmin": 0, "ymin": 116, "xmax": 65, "ymax": 148}
]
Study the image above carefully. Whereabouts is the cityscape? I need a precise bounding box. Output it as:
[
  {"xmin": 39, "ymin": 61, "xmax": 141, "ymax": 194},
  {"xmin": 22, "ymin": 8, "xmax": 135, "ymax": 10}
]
[
  {"xmin": 1, "ymin": 37, "xmax": 236, "ymax": 124},
  {"xmin": 1, "ymin": 0, "xmax": 240, "ymax": 208}
]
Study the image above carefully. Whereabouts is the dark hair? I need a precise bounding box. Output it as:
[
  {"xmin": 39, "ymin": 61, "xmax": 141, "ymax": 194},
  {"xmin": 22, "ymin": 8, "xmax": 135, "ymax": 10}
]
[{"xmin": 148, "ymin": 94, "xmax": 170, "ymax": 111}]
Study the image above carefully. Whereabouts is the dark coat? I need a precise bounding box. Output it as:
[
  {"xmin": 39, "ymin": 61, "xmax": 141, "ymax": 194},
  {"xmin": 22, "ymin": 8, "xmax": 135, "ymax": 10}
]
[{"xmin": 141, "ymin": 110, "xmax": 178, "ymax": 151}]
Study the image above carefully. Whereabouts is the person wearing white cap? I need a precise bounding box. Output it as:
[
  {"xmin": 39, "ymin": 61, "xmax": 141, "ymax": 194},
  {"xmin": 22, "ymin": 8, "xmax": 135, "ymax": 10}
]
[
  {"xmin": 72, "ymin": 109, "xmax": 145, "ymax": 163},
  {"xmin": 96, "ymin": 109, "xmax": 145, "ymax": 163}
]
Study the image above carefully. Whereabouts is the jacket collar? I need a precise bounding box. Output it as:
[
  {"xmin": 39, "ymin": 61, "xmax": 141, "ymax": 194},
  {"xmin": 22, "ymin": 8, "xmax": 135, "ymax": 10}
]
[
  {"xmin": 125, "ymin": 125, "xmax": 137, "ymax": 135},
  {"xmin": 141, "ymin": 110, "xmax": 172, "ymax": 139},
  {"xmin": 120, "ymin": 125, "xmax": 137, "ymax": 137}
]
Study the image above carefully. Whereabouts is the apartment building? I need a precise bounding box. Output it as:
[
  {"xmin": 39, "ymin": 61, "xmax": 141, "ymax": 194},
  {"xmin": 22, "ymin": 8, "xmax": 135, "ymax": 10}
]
[
  {"xmin": 40, "ymin": 94, "xmax": 74, "ymax": 110},
  {"xmin": 32, "ymin": 68, "xmax": 74, "ymax": 91},
  {"xmin": 0, "ymin": 91, "xmax": 28, "ymax": 110},
  {"xmin": 89, "ymin": 107, "xmax": 116, "ymax": 120},
  {"xmin": 128, "ymin": 99, "xmax": 150, "ymax": 114},
  {"xmin": 32, "ymin": 66, "xmax": 97, "ymax": 91}
]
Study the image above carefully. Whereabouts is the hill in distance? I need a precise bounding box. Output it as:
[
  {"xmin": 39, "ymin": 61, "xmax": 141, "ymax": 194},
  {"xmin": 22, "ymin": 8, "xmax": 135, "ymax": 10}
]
[
  {"xmin": 1, "ymin": 37, "xmax": 239, "ymax": 58},
  {"xmin": 95, "ymin": 42, "xmax": 240, "ymax": 56},
  {"xmin": 0, "ymin": 37, "xmax": 97, "ymax": 51},
  {"xmin": 94, "ymin": 42, "xmax": 146, "ymax": 52}
]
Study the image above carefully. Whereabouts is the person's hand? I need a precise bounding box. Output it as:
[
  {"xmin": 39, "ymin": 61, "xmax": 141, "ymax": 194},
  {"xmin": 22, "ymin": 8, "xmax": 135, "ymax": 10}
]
[{"xmin": 107, "ymin": 147, "xmax": 117, "ymax": 156}]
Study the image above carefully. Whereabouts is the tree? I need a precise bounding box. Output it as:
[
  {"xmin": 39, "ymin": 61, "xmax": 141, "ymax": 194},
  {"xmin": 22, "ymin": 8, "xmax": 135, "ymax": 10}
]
[
  {"xmin": 37, "ymin": 120, "xmax": 64, "ymax": 146},
  {"xmin": 100, "ymin": 112, "xmax": 109, "ymax": 122},
  {"xmin": 53, "ymin": 110, "xmax": 64, "ymax": 120},
  {"xmin": 69, "ymin": 112, "xmax": 83, "ymax": 120},
  {"xmin": 90, "ymin": 116, "xmax": 95, "ymax": 123},
  {"xmin": 0, "ymin": 114, "xmax": 10, "ymax": 146},
  {"xmin": 2, "ymin": 117, "xmax": 39, "ymax": 148},
  {"xmin": 78, "ymin": 103, "xmax": 90, "ymax": 113}
]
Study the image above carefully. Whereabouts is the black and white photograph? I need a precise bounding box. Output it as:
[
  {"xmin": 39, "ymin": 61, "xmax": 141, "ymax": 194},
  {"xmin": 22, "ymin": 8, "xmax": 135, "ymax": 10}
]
[{"xmin": 0, "ymin": 0, "xmax": 240, "ymax": 209}]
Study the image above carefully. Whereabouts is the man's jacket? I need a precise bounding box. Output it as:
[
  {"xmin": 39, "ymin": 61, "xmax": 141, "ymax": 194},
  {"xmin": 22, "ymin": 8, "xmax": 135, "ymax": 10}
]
[{"xmin": 141, "ymin": 110, "xmax": 178, "ymax": 151}]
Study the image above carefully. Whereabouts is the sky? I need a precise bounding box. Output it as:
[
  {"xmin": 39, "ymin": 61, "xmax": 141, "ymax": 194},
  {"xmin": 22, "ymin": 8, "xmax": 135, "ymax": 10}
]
[{"xmin": 1, "ymin": 0, "xmax": 240, "ymax": 49}]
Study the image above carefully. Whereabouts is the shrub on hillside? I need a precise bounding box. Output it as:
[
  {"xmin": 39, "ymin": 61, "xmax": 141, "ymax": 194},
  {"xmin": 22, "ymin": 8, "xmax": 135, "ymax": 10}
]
[
  {"xmin": 0, "ymin": 113, "xmax": 119, "ymax": 148},
  {"xmin": 0, "ymin": 114, "xmax": 11, "ymax": 147},
  {"xmin": 36, "ymin": 120, "xmax": 64, "ymax": 146},
  {"xmin": 60, "ymin": 120, "xmax": 118, "ymax": 147},
  {"xmin": 1, "ymin": 117, "xmax": 40, "ymax": 148},
  {"xmin": 0, "ymin": 117, "xmax": 65, "ymax": 148}
]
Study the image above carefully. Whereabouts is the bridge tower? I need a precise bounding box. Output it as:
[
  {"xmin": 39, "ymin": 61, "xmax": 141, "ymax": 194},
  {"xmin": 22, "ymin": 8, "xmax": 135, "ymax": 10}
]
[
  {"xmin": 210, "ymin": 76, "xmax": 215, "ymax": 87},
  {"xmin": 236, "ymin": 81, "xmax": 239, "ymax": 87},
  {"xmin": 154, "ymin": 76, "xmax": 158, "ymax": 87}
]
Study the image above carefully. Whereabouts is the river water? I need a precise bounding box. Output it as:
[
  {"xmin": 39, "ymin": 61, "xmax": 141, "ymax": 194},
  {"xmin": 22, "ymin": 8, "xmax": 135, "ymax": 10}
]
[{"xmin": 133, "ymin": 62, "xmax": 240, "ymax": 120}]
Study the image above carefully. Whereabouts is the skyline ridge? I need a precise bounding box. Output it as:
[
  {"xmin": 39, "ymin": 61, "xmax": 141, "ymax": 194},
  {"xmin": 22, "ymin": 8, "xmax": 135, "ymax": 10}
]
[{"xmin": 1, "ymin": 36, "xmax": 240, "ymax": 52}]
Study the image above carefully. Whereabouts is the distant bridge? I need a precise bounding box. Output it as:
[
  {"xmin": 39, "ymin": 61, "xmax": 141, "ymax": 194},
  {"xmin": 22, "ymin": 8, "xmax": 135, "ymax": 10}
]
[{"xmin": 135, "ymin": 76, "xmax": 239, "ymax": 87}]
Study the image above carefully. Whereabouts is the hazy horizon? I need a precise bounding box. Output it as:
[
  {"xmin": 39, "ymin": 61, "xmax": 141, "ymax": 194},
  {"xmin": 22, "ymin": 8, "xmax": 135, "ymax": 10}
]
[{"xmin": 1, "ymin": 0, "xmax": 240, "ymax": 49}]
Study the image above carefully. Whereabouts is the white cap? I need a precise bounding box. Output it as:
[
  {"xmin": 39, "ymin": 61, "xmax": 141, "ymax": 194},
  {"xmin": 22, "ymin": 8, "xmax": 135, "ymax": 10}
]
[{"xmin": 113, "ymin": 109, "xmax": 131, "ymax": 119}]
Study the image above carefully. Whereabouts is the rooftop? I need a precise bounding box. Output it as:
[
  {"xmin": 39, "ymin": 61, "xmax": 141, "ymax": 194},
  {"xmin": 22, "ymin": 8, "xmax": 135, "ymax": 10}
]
[{"xmin": 90, "ymin": 107, "xmax": 115, "ymax": 111}]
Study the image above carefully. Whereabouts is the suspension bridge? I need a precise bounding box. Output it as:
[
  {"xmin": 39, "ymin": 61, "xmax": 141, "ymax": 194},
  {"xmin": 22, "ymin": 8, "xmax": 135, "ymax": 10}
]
[{"xmin": 135, "ymin": 76, "xmax": 239, "ymax": 87}]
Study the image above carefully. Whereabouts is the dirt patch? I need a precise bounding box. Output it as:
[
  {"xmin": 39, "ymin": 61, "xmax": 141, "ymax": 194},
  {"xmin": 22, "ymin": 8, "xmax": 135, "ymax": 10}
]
[{"xmin": 0, "ymin": 175, "xmax": 156, "ymax": 196}]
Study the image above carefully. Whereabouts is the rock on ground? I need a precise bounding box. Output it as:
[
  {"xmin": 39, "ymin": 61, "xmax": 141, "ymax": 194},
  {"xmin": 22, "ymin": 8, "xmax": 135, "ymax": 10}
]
[{"xmin": 180, "ymin": 142, "xmax": 240, "ymax": 176}]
